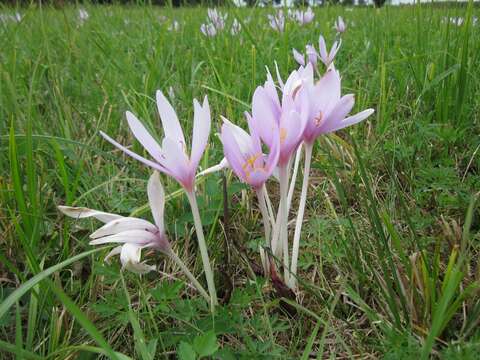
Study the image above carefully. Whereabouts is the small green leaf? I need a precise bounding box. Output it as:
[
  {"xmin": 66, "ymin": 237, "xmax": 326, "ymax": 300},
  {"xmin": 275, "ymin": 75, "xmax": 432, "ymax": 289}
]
[
  {"xmin": 178, "ymin": 341, "xmax": 196, "ymax": 360},
  {"xmin": 193, "ymin": 331, "xmax": 218, "ymax": 358}
]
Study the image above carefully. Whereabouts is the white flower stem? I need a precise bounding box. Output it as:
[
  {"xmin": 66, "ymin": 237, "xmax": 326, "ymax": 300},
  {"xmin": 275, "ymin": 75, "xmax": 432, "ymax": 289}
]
[
  {"xmin": 168, "ymin": 250, "xmax": 210, "ymax": 303},
  {"xmin": 278, "ymin": 164, "xmax": 290, "ymax": 284},
  {"xmin": 186, "ymin": 190, "xmax": 218, "ymax": 310},
  {"xmin": 289, "ymin": 142, "xmax": 313, "ymax": 290},
  {"xmin": 287, "ymin": 144, "xmax": 303, "ymax": 214},
  {"xmin": 256, "ymin": 186, "xmax": 272, "ymax": 274}
]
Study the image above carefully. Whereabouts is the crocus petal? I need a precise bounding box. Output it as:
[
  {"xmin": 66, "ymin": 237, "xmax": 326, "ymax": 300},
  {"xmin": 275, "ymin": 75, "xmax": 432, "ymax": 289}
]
[
  {"xmin": 104, "ymin": 245, "xmax": 123, "ymax": 263},
  {"xmin": 252, "ymin": 87, "xmax": 280, "ymax": 147},
  {"xmin": 147, "ymin": 171, "xmax": 165, "ymax": 234},
  {"xmin": 197, "ymin": 160, "xmax": 228, "ymax": 177},
  {"xmin": 100, "ymin": 131, "xmax": 172, "ymax": 176},
  {"xmin": 58, "ymin": 206, "xmax": 122, "ymax": 223},
  {"xmin": 190, "ymin": 96, "xmax": 211, "ymax": 168},
  {"xmin": 161, "ymin": 136, "xmax": 193, "ymax": 188},
  {"xmin": 320, "ymin": 94, "xmax": 355, "ymax": 133},
  {"xmin": 89, "ymin": 230, "xmax": 158, "ymax": 246},
  {"xmin": 156, "ymin": 90, "xmax": 186, "ymax": 146},
  {"xmin": 125, "ymin": 111, "xmax": 164, "ymax": 161},
  {"xmin": 292, "ymin": 48, "xmax": 305, "ymax": 66},
  {"xmin": 318, "ymin": 35, "xmax": 328, "ymax": 63},
  {"xmin": 220, "ymin": 124, "xmax": 248, "ymax": 182},
  {"xmin": 90, "ymin": 217, "xmax": 156, "ymax": 239},
  {"xmin": 325, "ymin": 108, "xmax": 374, "ymax": 133},
  {"xmin": 120, "ymin": 243, "xmax": 156, "ymax": 274},
  {"xmin": 222, "ymin": 116, "xmax": 252, "ymax": 153}
]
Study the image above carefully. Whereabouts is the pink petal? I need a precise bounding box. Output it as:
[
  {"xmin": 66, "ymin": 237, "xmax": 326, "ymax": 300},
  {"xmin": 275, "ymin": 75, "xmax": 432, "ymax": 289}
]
[
  {"xmin": 156, "ymin": 90, "xmax": 186, "ymax": 145},
  {"xmin": 126, "ymin": 111, "xmax": 163, "ymax": 161},
  {"xmin": 325, "ymin": 108, "xmax": 374, "ymax": 133},
  {"xmin": 220, "ymin": 124, "xmax": 248, "ymax": 182},
  {"xmin": 320, "ymin": 94, "xmax": 355, "ymax": 133},
  {"xmin": 100, "ymin": 131, "xmax": 172, "ymax": 176},
  {"xmin": 292, "ymin": 48, "xmax": 305, "ymax": 66},
  {"xmin": 190, "ymin": 96, "xmax": 211, "ymax": 169}
]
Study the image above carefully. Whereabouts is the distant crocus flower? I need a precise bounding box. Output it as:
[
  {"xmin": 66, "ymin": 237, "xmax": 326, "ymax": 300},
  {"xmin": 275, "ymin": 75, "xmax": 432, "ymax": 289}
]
[
  {"xmin": 318, "ymin": 35, "xmax": 341, "ymax": 68},
  {"xmin": 231, "ymin": 18, "xmax": 241, "ymax": 35},
  {"xmin": 295, "ymin": 7, "xmax": 315, "ymax": 25},
  {"xmin": 268, "ymin": 10, "xmax": 285, "ymax": 33},
  {"xmin": 168, "ymin": 20, "xmax": 179, "ymax": 31},
  {"xmin": 200, "ymin": 23, "xmax": 217, "ymax": 37},
  {"xmin": 0, "ymin": 13, "xmax": 22, "ymax": 24},
  {"xmin": 59, "ymin": 172, "xmax": 170, "ymax": 274},
  {"xmin": 220, "ymin": 117, "xmax": 279, "ymax": 189},
  {"xmin": 293, "ymin": 45, "xmax": 318, "ymax": 68},
  {"xmin": 101, "ymin": 91, "xmax": 211, "ymax": 193},
  {"xmin": 78, "ymin": 9, "xmax": 89, "ymax": 24},
  {"xmin": 334, "ymin": 16, "xmax": 346, "ymax": 33},
  {"xmin": 207, "ymin": 8, "xmax": 227, "ymax": 30}
]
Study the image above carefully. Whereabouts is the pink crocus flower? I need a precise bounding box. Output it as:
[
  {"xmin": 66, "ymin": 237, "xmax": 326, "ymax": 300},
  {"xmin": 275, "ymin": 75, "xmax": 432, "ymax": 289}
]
[
  {"xmin": 292, "ymin": 45, "xmax": 318, "ymax": 68},
  {"xmin": 295, "ymin": 7, "xmax": 315, "ymax": 25},
  {"xmin": 220, "ymin": 116, "xmax": 280, "ymax": 189},
  {"xmin": 201, "ymin": 23, "xmax": 217, "ymax": 37},
  {"xmin": 207, "ymin": 8, "xmax": 227, "ymax": 30},
  {"xmin": 101, "ymin": 91, "xmax": 211, "ymax": 192},
  {"xmin": 302, "ymin": 68, "xmax": 374, "ymax": 144},
  {"xmin": 334, "ymin": 16, "xmax": 346, "ymax": 33},
  {"xmin": 268, "ymin": 10, "xmax": 285, "ymax": 33},
  {"xmin": 251, "ymin": 67, "xmax": 310, "ymax": 167},
  {"xmin": 318, "ymin": 35, "xmax": 341, "ymax": 68}
]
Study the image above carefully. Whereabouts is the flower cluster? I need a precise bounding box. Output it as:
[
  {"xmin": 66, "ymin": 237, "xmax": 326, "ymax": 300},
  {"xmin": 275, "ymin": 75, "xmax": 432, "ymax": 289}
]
[
  {"xmin": 201, "ymin": 8, "xmax": 233, "ymax": 37},
  {"xmin": 60, "ymin": 16, "xmax": 374, "ymax": 311},
  {"xmin": 288, "ymin": 7, "xmax": 315, "ymax": 26}
]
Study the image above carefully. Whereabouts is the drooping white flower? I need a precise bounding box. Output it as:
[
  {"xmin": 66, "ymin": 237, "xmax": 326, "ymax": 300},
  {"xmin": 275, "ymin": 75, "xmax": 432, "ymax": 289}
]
[{"xmin": 59, "ymin": 172, "xmax": 170, "ymax": 274}]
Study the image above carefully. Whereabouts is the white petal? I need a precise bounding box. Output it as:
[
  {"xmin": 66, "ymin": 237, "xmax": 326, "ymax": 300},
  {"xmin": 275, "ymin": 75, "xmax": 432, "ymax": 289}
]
[
  {"xmin": 90, "ymin": 217, "xmax": 156, "ymax": 239},
  {"xmin": 120, "ymin": 243, "xmax": 155, "ymax": 274},
  {"xmin": 104, "ymin": 245, "xmax": 123, "ymax": 263},
  {"xmin": 89, "ymin": 230, "xmax": 158, "ymax": 246},
  {"xmin": 156, "ymin": 90, "xmax": 186, "ymax": 145},
  {"xmin": 126, "ymin": 111, "xmax": 164, "ymax": 161},
  {"xmin": 58, "ymin": 206, "xmax": 122, "ymax": 223},
  {"xmin": 147, "ymin": 171, "xmax": 165, "ymax": 233},
  {"xmin": 190, "ymin": 96, "xmax": 211, "ymax": 168}
]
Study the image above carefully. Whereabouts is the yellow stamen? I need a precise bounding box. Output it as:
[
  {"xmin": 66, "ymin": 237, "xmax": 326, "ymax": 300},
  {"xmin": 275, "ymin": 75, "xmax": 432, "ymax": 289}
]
[{"xmin": 280, "ymin": 128, "xmax": 287, "ymax": 144}]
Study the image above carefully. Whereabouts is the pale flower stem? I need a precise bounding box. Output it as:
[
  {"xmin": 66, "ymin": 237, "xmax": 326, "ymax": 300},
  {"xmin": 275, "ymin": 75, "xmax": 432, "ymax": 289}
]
[
  {"xmin": 186, "ymin": 191, "xmax": 218, "ymax": 310},
  {"xmin": 289, "ymin": 142, "xmax": 313, "ymax": 290},
  {"xmin": 256, "ymin": 187, "xmax": 272, "ymax": 274},
  {"xmin": 263, "ymin": 185, "xmax": 275, "ymax": 227},
  {"xmin": 287, "ymin": 144, "xmax": 303, "ymax": 214},
  {"xmin": 168, "ymin": 250, "xmax": 210, "ymax": 303},
  {"xmin": 279, "ymin": 164, "xmax": 290, "ymax": 284}
]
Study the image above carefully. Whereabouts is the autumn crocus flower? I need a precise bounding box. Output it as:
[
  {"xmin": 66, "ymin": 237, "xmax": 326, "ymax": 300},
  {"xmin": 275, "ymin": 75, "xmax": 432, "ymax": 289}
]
[
  {"xmin": 207, "ymin": 8, "xmax": 227, "ymax": 30},
  {"xmin": 318, "ymin": 35, "xmax": 341, "ymax": 68},
  {"xmin": 101, "ymin": 91, "xmax": 217, "ymax": 309},
  {"xmin": 231, "ymin": 18, "xmax": 242, "ymax": 35},
  {"xmin": 220, "ymin": 116, "xmax": 280, "ymax": 274},
  {"xmin": 288, "ymin": 68, "xmax": 374, "ymax": 290},
  {"xmin": 101, "ymin": 90, "xmax": 210, "ymax": 193},
  {"xmin": 220, "ymin": 116, "xmax": 279, "ymax": 190},
  {"xmin": 293, "ymin": 8, "xmax": 314, "ymax": 25},
  {"xmin": 334, "ymin": 16, "xmax": 346, "ymax": 33},
  {"xmin": 201, "ymin": 23, "xmax": 217, "ymax": 37},
  {"xmin": 59, "ymin": 172, "xmax": 210, "ymax": 301},
  {"xmin": 292, "ymin": 45, "xmax": 318, "ymax": 69},
  {"xmin": 268, "ymin": 10, "xmax": 285, "ymax": 32}
]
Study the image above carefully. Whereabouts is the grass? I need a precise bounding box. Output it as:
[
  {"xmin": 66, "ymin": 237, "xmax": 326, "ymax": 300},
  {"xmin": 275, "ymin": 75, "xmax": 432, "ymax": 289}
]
[{"xmin": 1, "ymin": 2, "xmax": 479, "ymax": 358}]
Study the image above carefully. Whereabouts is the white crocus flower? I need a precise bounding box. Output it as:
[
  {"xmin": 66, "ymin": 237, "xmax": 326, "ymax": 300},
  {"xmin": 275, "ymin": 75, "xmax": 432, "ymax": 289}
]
[
  {"xmin": 59, "ymin": 172, "xmax": 169, "ymax": 274},
  {"xmin": 59, "ymin": 172, "xmax": 210, "ymax": 301}
]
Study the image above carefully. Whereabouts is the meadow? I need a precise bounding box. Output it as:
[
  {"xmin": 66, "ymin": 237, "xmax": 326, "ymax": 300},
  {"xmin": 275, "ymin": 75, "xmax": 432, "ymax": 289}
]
[{"xmin": 1, "ymin": 2, "xmax": 480, "ymax": 359}]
